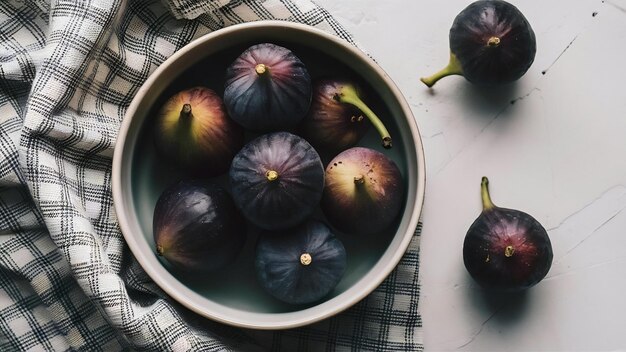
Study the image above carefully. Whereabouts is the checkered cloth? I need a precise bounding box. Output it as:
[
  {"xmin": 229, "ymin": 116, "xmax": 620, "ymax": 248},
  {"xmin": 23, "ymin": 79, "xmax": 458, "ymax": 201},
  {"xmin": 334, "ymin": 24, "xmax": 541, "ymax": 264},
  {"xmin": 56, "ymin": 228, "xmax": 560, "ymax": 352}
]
[{"xmin": 0, "ymin": 0, "xmax": 423, "ymax": 351}]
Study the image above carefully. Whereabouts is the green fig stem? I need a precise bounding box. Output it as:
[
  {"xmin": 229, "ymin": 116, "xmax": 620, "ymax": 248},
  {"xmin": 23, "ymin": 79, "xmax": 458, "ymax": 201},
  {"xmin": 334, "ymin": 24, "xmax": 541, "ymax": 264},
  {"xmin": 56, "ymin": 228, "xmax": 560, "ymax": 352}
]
[
  {"xmin": 337, "ymin": 86, "xmax": 392, "ymax": 149},
  {"xmin": 420, "ymin": 53, "xmax": 464, "ymax": 88},
  {"xmin": 180, "ymin": 104, "xmax": 193, "ymax": 120},
  {"xmin": 255, "ymin": 63, "xmax": 268, "ymax": 75},
  {"xmin": 354, "ymin": 175, "xmax": 365, "ymax": 185},
  {"xmin": 300, "ymin": 253, "xmax": 312, "ymax": 266},
  {"xmin": 487, "ymin": 36, "xmax": 501, "ymax": 47},
  {"xmin": 266, "ymin": 170, "xmax": 279, "ymax": 181},
  {"xmin": 504, "ymin": 245, "xmax": 515, "ymax": 257},
  {"xmin": 481, "ymin": 176, "xmax": 496, "ymax": 211}
]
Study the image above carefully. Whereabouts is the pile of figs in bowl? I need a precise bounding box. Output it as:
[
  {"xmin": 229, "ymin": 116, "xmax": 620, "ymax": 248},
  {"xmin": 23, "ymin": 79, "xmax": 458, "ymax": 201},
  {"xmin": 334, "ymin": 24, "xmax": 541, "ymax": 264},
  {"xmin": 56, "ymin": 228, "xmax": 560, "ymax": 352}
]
[{"xmin": 112, "ymin": 21, "xmax": 425, "ymax": 329}]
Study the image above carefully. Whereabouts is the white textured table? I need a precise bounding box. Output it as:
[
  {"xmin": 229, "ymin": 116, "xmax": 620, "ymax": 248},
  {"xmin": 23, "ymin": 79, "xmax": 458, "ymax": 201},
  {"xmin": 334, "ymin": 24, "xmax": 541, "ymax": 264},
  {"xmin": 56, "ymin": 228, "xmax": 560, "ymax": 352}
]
[{"xmin": 316, "ymin": 0, "xmax": 626, "ymax": 350}]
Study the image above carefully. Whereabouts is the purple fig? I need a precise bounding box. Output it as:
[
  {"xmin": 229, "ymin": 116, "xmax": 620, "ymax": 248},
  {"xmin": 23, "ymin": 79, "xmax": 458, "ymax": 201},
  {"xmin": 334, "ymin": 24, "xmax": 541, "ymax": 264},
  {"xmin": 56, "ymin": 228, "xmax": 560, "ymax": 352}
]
[
  {"xmin": 153, "ymin": 180, "xmax": 246, "ymax": 273},
  {"xmin": 224, "ymin": 43, "xmax": 312, "ymax": 132},
  {"xmin": 322, "ymin": 147, "xmax": 404, "ymax": 235},
  {"xmin": 421, "ymin": 0, "xmax": 536, "ymax": 87},
  {"xmin": 463, "ymin": 177, "xmax": 553, "ymax": 291},
  {"xmin": 154, "ymin": 87, "xmax": 244, "ymax": 176},
  {"xmin": 229, "ymin": 132, "xmax": 324, "ymax": 230},
  {"xmin": 255, "ymin": 220, "xmax": 347, "ymax": 305},
  {"xmin": 300, "ymin": 79, "xmax": 392, "ymax": 151}
]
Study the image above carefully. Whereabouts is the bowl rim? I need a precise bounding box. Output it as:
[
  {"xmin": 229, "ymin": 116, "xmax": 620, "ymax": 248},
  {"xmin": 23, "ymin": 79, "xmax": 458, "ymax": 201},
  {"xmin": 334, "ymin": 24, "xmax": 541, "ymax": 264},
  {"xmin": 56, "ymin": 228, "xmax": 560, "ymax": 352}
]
[{"xmin": 112, "ymin": 20, "xmax": 426, "ymax": 330}]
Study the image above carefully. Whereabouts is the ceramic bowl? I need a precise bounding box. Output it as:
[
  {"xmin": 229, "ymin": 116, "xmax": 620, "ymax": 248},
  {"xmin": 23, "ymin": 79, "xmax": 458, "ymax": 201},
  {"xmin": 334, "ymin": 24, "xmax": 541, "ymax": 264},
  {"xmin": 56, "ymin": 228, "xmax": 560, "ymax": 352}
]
[{"xmin": 112, "ymin": 20, "xmax": 425, "ymax": 330}]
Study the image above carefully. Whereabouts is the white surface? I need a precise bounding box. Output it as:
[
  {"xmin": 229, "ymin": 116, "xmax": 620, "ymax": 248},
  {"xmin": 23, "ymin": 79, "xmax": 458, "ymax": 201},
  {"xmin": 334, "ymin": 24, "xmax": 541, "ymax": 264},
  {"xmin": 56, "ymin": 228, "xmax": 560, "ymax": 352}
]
[{"xmin": 316, "ymin": 0, "xmax": 626, "ymax": 350}]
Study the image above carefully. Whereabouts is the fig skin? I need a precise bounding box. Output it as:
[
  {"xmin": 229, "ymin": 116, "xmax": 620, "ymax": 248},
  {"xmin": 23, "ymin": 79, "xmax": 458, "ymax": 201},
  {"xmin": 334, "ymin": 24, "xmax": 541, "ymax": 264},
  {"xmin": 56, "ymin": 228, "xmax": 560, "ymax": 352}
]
[
  {"xmin": 421, "ymin": 0, "xmax": 536, "ymax": 87},
  {"xmin": 463, "ymin": 177, "xmax": 553, "ymax": 291},
  {"xmin": 229, "ymin": 132, "xmax": 324, "ymax": 231},
  {"xmin": 255, "ymin": 220, "xmax": 347, "ymax": 305},
  {"xmin": 300, "ymin": 79, "xmax": 392, "ymax": 152},
  {"xmin": 224, "ymin": 43, "xmax": 312, "ymax": 132},
  {"xmin": 154, "ymin": 87, "xmax": 244, "ymax": 177},
  {"xmin": 153, "ymin": 180, "xmax": 246, "ymax": 273},
  {"xmin": 321, "ymin": 147, "xmax": 404, "ymax": 235}
]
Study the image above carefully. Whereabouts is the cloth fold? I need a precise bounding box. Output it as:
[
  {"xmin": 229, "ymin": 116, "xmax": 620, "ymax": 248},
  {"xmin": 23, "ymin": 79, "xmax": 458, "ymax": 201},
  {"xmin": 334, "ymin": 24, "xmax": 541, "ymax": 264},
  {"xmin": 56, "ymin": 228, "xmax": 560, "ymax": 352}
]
[
  {"xmin": 164, "ymin": 0, "xmax": 230, "ymax": 20},
  {"xmin": 0, "ymin": 0, "xmax": 422, "ymax": 350}
]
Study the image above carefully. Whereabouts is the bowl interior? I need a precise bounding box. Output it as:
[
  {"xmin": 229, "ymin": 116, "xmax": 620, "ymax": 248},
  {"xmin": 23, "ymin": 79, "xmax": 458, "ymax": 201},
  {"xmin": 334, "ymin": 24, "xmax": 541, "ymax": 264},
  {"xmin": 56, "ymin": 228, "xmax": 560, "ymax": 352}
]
[{"xmin": 115, "ymin": 22, "xmax": 423, "ymax": 328}]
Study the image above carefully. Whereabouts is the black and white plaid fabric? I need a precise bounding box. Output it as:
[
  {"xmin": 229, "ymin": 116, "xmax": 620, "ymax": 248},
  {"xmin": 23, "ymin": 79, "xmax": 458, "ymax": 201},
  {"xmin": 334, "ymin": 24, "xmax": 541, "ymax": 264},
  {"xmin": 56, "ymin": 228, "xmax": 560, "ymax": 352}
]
[{"xmin": 0, "ymin": 0, "xmax": 423, "ymax": 350}]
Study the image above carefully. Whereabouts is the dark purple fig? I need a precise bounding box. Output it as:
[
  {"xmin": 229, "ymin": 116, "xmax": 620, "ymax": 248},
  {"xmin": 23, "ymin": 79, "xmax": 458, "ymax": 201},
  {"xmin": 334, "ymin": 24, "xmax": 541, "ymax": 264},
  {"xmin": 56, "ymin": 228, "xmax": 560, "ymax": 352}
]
[
  {"xmin": 300, "ymin": 79, "xmax": 392, "ymax": 151},
  {"xmin": 421, "ymin": 0, "xmax": 536, "ymax": 87},
  {"xmin": 322, "ymin": 147, "xmax": 404, "ymax": 235},
  {"xmin": 153, "ymin": 180, "xmax": 246, "ymax": 272},
  {"xmin": 154, "ymin": 87, "xmax": 244, "ymax": 176},
  {"xmin": 229, "ymin": 132, "xmax": 324, "ymax": 230},
  {"xmin": 255, "ymin": 220, "xmax": 347, "ymax": 305},
  {"xmin": 224, "ymin": 43, "xmax": 312, "ymax": 132},
  {"xmin": 463, "ymin": 177, "xmax": 553, "ymax": 291}
]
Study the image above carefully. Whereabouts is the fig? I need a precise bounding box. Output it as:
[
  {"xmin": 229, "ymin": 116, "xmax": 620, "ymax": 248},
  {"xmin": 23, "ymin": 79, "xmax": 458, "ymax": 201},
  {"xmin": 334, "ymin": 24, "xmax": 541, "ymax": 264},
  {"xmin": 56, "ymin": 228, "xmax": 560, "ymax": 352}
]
[
  {"xmin": 463, "ymin": 177, "xmax": 553, "ymax": 291},
  {"xmin": 255, "ymin": 220, "xmax": 347, "ymax": 305},
  {"xmin": 420, "ymin": 0, "xmax": 536, "ymax": 87},
  {"xmin": 224, "ymin": 43, "xmax": 312, "ymax": 132},
  {"xmin": 153, "ymin": 87, "xmax": 244, "ymax": 176},
  {"xmin": 300, "ymin": 79, "xmax": 392, "ymax": 151},
  {"xmin": 229, "ymin": 132, "xmax": 324, "ymax": 230},
  {"xmin": 153, "ymin": 180, "xmax": 246, "ymax": 272},
  {"xmin": 321, "ymin": 147, "xmax": 404, "ymax": 235}
]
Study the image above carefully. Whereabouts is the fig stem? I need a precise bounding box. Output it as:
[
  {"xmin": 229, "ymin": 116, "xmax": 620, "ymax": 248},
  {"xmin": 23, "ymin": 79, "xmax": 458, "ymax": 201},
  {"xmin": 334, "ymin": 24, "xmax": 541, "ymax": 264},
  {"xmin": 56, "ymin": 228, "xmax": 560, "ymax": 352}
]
[
  {"xmin": 354, "ymin": 175, "xmax": 365, "ymax": 185},
  {"xmin": 156, "ymin": 245, "xmax": 164, "ymax": 256},
  {"xmin": 481, "ymin": 176, "xmax": 496, "ymax": 210},
  {"xmin": 487, "ymin": 36, "xmax": 501, "ymax": 47},
  {"xmin": 300, "ymin": 253, "xmax": 312, "ymax": 266},
  {"xmin": 180, "ymin": 104, "xmax": 193, "ymax": 120},
  {"xmin": 255, "ymin": 63, "xmax": 268, "ymax": 75},
  {"xmin": 337, "ymin": 87, "xmax": 392, "ymax": 149},
  {"xmin": 266, "ymin": 170, "xmax": 279, "ymax": 181},
  {"xmin": 420, "ymin": 53, "xmax": 464, "ymax": 88},
  {"xmin": 504, "ymin": 245, "xmax": 515, "ymax": 257}
]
